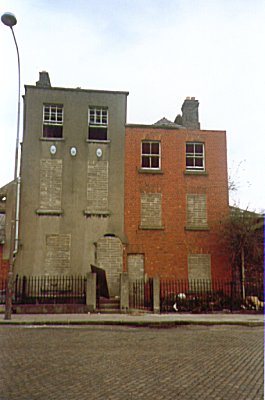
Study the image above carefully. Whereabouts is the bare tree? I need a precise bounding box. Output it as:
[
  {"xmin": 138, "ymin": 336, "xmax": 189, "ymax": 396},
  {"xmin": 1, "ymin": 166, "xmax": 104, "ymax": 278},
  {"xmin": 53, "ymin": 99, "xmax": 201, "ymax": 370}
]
[{"xmin": 221, "ymin": 207, "xmax": 264, "ymax": 300}]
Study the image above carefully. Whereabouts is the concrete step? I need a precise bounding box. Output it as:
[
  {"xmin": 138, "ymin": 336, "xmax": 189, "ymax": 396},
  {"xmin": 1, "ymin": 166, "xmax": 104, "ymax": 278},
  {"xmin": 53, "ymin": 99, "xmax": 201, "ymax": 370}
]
[{"xmin": 97, "ymin": 297, "xmax": 120, "ymax": 313}]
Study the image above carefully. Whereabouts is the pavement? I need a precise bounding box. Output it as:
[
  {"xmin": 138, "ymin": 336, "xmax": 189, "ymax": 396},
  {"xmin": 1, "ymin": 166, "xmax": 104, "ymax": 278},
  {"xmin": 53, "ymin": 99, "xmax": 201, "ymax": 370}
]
[
  {"xmin": 0, "ymin": 322, "xmax": 264, "ymax": 399},
  {"xmin": 0, "ymin": 311, "xmax": 264, "ymax": 327}
]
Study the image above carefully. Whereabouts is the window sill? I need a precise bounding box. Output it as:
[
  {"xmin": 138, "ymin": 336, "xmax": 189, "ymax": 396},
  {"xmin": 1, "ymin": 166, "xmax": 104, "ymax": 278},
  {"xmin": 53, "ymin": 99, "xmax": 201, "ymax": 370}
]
[
  {"xmin": 185, "ymin": 226, "xmax": 209, "ymax": 231},
  {"xmin": 138, "ymin": 169, "xmax": 164, "ymax": 175},
  {"xmin": 139, "ymin": 225, "xmax": 165, "ymax": 230},
  {"xmin": 36, "ymin": 209, "xmax": 63, "ymax": 216},
  {"xmin": 40, "ymin": 137, "xmax": 65, "ymax": 141},
  {"xmin": 184, "ymin": 170, "xmax": 208, "ymax": 176},
  {"xmin": 86, "ymin": 139, "xmax": 110, "ymax": 144},
  {"xmin": 84, "ymin": 210, "xmax": 111, "ymax": 217}
]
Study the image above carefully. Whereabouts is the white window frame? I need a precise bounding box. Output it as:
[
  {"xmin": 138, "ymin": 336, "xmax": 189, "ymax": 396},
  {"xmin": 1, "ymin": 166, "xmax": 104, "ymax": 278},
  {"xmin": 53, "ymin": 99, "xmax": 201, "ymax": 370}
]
[
  {"xmin": 186, "ymin": 142, "xmax": 205, "ymax": 171},
  {"xmin": 88, "ymin": 107, "xmax": 108, "ymax": 141},
  {"xmin": 43, "ymin": 104, "xmax": 64, "ymax": 126},
  {"xmin": 88, "ymin": 107, "xmax": 108, "ymax": 126},
  {"xmin": 141, "ymin": 140, "xmax": 161, "ymax": 170}
]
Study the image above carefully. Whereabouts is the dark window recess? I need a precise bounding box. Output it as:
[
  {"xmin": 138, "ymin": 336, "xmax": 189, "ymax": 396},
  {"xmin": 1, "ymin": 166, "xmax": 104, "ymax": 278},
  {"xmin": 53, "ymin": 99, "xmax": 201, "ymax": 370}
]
[
  {"xmin": 195, "ymin": 144, "xmax": 203, "ymax": 153},
  {"xmin": 195, "ymin": 158, "xmax": 203, "ymax": 168},
  {"xmin": 151, "ymin": 142, "xmax": 159, "ymax": 154},
  {"xmin": 186, "ymin": 143, "xmax": 194, "ymax": 153},
  {"xmin": 142, "ymin": 142, "xmax": 150, "ymax": 154},
  {"xmin": 43, "ymin": 125, "xmax": 63, "ymax": 139},
  {"xmin": 186, "ymin": 158, "xmax": 193, "ymax": 167},
  {"xmin": 88, "ymin": 126, "xmax": 107, "ymax": 140},
  {"xmin": 151, "ymin": 157, "xmax": 159, "ymax": 168},
  {"xmin": 142, "ymin": 156, "xmax": 150, "ymax": 168}
]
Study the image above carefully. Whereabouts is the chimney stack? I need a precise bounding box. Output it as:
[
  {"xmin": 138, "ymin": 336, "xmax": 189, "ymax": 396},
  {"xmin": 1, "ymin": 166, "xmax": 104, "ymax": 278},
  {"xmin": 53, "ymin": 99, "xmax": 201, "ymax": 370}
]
[
  {"xmin": 36, "ymin": 71, "xmax": 51, "ymax": 88},
  {"xmin": 181, "ymin": 97, "xmax": 200, "ymax": 129}
]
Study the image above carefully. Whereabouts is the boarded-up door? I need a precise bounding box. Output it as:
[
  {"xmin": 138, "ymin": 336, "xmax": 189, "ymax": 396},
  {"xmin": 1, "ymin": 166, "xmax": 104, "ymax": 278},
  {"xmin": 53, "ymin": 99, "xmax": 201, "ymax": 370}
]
[{"xmin": 96, "ymin": 236, "xmax": 123, "ymax": 297}]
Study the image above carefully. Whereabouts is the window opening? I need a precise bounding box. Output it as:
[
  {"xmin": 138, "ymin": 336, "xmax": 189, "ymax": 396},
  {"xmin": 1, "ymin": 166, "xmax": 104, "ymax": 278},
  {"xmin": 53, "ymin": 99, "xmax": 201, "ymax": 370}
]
[
  {"xmin": 43, "ymin": 104, "xmax": 63, "ymax": 139},
  {"xmin": 88, "ymin": 107, "xmax": 108, "ymax": 140},
  {"xmin": 186, "ymin": 142, "xmax": 205, "ymax": 171},
  {"xmin": 141, "ymin": 141, "xmax": 160, "ymax": 169}
]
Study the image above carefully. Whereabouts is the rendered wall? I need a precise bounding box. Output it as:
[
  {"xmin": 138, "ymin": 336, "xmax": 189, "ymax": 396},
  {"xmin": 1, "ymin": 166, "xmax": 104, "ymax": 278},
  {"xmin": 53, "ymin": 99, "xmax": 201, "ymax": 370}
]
[{"xmin": 15, "ymin": 84, "xmax": 128, "ymax": 291}]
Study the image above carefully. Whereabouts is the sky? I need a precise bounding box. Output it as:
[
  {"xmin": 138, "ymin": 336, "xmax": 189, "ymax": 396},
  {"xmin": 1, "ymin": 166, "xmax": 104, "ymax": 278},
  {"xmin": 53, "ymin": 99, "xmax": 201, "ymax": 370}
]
[{"xmin": 0, "ymin": 0, "xmax": 264, "ymax": 212}]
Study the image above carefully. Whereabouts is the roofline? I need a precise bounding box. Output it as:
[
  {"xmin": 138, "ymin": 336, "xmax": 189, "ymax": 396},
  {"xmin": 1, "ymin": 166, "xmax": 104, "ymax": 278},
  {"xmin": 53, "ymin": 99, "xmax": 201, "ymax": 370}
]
[
  {"xmin": 24, "ymin": 85, "xmax": 129, "ymax": 96},
  {"xmin": 0, "ymin": 180, "xmax": 15, "ymax": 193},
  {"xmin": 126, "ymin": 123, "xmax": 226, "ymax": 133},
  {"xmin": 126, "ymin": 123, "xmax": 186, "ymax": 130},
  {"xmin": 229, "ymin": 206, "xmax": 264, "ymax": 218}
]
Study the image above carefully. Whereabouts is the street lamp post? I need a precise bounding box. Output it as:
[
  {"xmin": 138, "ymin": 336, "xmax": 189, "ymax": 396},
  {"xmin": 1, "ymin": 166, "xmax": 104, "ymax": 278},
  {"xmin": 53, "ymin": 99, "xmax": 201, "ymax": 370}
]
[{"xmin": 1, "ymin": 12, "xmax": 21, "ymax": 320}]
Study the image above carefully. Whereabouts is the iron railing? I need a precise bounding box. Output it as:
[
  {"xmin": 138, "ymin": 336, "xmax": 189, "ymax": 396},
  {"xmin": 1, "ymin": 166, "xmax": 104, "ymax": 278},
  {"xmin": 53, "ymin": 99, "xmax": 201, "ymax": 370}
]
[
  {"xmin": 160, "ymin": 279, "xmax": 264, "ymax": 313},
  {"xmin": 13, "ymin": 275, "xmax": 86, "ymax": 304},
  {"xmin": 0, "ymin": 276, "xmax": 263, "ymax": 312},
  {"xmin": 129, "ymin": 278, "xmax": 153, "ymax": 311},
  {"xmin": 0, "ymin": 278, "xmax": 6, "ymax": 304}
]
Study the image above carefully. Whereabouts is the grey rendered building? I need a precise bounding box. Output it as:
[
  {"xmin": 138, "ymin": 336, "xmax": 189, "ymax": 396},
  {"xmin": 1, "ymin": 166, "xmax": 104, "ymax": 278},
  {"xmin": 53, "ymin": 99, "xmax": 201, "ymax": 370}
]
[{"xmin": 15, "ymin": 72, "xmax": 128, "ymax": 296}]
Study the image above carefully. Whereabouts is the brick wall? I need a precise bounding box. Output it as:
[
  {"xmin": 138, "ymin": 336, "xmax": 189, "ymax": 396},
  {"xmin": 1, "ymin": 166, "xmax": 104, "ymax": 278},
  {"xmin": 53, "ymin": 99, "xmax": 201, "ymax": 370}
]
[
  {"xmin": 125, "ymin": 126, "xmax": 231, "ymax": 281},
  {"xmin": 0, "ymin": 245, "xmax": 8, "ymax": 280}
]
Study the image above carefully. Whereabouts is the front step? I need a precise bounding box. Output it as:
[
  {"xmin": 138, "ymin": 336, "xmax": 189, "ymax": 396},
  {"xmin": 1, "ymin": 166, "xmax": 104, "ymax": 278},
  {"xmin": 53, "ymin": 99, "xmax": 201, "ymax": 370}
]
[{"xmin": 97, "ymin": 297, "xmax": 120, "ymax": 313}]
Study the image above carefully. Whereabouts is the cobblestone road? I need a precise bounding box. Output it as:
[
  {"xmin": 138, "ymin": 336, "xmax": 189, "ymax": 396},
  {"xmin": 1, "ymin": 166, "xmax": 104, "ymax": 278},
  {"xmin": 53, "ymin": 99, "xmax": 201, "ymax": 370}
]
[{"xmin": 0, "ymin": 325, "xmax": 263, "ymax": 400}]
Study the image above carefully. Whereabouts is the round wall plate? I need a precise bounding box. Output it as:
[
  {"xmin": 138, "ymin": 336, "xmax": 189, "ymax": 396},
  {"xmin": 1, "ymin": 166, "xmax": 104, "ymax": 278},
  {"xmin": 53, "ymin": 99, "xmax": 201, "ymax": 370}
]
[
  {"xmin": 96, "ymin": 148, "xmax": 103, "ymax": 158},
  {"xmin": 50, "ymin": 145, "xmax": 57, "ymax": 155},
  {"xmin": 70, "ymin": 147, "xmax": 77, "ymax": 157}
]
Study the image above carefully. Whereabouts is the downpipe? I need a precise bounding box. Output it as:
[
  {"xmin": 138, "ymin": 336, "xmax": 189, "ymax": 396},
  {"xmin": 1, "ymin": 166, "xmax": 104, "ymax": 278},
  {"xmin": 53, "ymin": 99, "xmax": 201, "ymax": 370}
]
[{"xmin": 14, "ymin": 176, "xmax": 21, "ymax": 255}]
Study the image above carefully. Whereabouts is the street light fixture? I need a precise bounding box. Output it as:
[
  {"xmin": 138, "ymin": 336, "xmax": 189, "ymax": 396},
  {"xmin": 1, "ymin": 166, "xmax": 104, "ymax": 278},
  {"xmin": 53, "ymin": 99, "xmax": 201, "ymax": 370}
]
[{"xmin": 1, "ymin": 12, "xmax": 21, "ymax": 320}]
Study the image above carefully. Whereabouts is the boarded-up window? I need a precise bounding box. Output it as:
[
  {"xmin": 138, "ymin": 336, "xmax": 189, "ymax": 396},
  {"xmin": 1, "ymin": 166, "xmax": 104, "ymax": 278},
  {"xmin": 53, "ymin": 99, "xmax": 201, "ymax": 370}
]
[
  {"xmin": 40, "ymin": 159, "xmax": 63, "ymax": 211},
  {"xmin": 44, "ymin": 234, "xmax": 71, "ymax": 274},
  {"xmin": 127, "ymin": 254, "xmax": 144, "ymax": 282},
  {"xmin": 0, "ymin": 213, "xmax": 6, "ymax": 243},
  {"xmin": 87, "ymin": 161, "xmax": 108, "ymax": 212},
  {"xmin": 186, "ymin": 194, "xmax": 207, "ymax": 228},
  {"xmin": 140, "ymin": 193, "xmax": 162, "ymax": 229},
  {"xmin": 188, "ymin": 254, "xmax": 211, "ymax": 291}
]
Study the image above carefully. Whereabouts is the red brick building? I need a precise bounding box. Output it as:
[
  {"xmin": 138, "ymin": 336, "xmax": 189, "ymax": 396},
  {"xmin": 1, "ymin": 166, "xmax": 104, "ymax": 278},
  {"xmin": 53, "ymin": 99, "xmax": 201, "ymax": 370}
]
[{"xmin": 124, "ymin": 98, "xmax": 231, "ymax": 282}]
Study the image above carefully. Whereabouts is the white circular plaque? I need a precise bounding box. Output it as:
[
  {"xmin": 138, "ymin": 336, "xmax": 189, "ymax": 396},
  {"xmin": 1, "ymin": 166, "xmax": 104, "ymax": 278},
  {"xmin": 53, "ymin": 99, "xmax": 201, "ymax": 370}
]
[
  {"xmin": 96, "ymin": 148, "xmax": 103, "ymax": 158},
  {"xmin": 50, "ymin": 145, "xmax": 57, "ymax": 155},
  {"xmin": 70, "ymin": 147, "xmax": 77, "ymax": 157}
]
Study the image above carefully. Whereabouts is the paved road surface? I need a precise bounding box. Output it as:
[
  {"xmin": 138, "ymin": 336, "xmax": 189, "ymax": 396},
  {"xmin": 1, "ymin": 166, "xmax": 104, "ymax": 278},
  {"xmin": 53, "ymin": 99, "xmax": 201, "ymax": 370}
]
[{"xmin": 0, "ymin": 325, "xmax": 263, "ymax": 399}]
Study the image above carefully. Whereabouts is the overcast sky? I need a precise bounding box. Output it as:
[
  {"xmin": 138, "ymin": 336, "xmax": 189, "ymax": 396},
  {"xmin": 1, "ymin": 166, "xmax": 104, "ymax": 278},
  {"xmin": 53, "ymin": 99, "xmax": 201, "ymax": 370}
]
[{"xmin": 0, "ymin": 0, "xmax": 264, "ymax": 212}]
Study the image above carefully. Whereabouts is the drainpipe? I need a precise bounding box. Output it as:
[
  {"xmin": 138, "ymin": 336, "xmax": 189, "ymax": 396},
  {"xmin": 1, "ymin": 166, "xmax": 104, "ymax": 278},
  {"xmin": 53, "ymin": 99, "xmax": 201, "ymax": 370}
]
[
  {"xmin": 14, "ymin": 176, "xmax": 20, "ymax": 254},
  {"xmin": 241, "ymin": 246, "xmax": 245, "ymax": 301}
]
